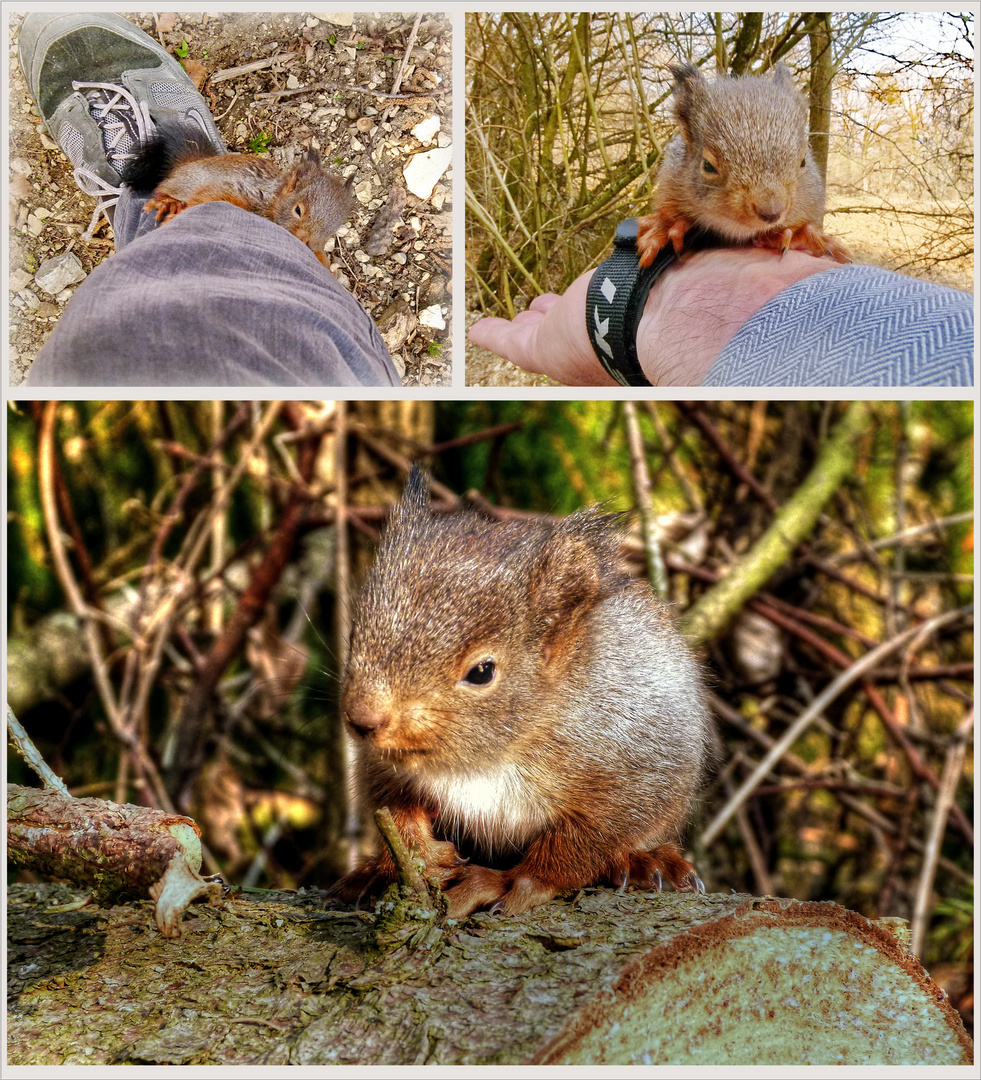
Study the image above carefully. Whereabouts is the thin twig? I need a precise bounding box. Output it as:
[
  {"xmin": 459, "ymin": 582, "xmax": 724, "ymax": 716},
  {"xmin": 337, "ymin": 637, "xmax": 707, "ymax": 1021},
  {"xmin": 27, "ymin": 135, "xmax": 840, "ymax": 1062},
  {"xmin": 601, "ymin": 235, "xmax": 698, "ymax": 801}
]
[
  {"xmin": 7, "ymin": 705, "xmax": 69, "ymax": 794},
  {"xmin": 38, "ymin": 403, "xmax": 122, "ymax": 734},
  {"xmin": 334, "ymin": 402, "xmax": 358, "ymax": 871},
  {"xmin": 210, "ymin": 52, "xmax": 298, "ymax": 83},
  {"xmin": 624, "ymin": 402, "xmax": 667, "ymax": 598},
  {"xmin": 389, "ymin": 13, "xmax": 423, "ymax": 98},
  {"xmin": 709, "ymin": 692, "xmax": 972, "ymax": 887},
  {"xmin": 828, "ymin": 511, "xmax": 974, "ymax": 565},
  {"xmin": 375, "ymin": 808, "xmax": 427, "ymax": 896},
  {"xmin": 346, "ymin": 423, "xmax": 459, "ymax": 504},
  {"xmin": 910, "ymin": 709, "xmax": 973, "ymax": 957},
  {"xmin": 701, "ymin": 608, "xmax": 969, "ymax": 848},
  {"xmin": 256, "ymin": 80, "xmax": 445, "ymax": 103}
]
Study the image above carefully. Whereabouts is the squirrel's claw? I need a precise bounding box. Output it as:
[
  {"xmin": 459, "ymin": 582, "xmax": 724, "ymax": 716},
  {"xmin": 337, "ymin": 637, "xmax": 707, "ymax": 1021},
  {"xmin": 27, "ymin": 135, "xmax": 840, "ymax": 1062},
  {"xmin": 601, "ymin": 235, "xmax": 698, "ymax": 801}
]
[
  {"xmin": 143, "ymin": 194, "xmax": 187, "ymax": 224},
  {"xmin": 623, "ymin": 845, "xmax": 702, "ymax": 894},
  {"xmin": 756, "ymin": 223, "xmax": 850, "ymax": 264},
  {"xmin": 636, "ymin": 211, "xmax": 691, "ymax": 268}
]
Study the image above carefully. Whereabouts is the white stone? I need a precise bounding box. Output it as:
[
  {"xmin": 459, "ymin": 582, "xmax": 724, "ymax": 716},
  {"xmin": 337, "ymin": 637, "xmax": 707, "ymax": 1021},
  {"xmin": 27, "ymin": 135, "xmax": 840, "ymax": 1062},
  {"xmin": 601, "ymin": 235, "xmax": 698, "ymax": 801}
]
[
  {"xmin": 35, "ymin": 252, "xmax": 86, "ymax": 296},
  {"xmin": 410, "ymin": 116, "xmax": 440, "ymax": 144},
  {"xmin": 403, "ymin": 146, "xmax": 452, "ymax": 200},
  {"xmin": 315, "ymin": 13, "xmax": 354, "ymax": 27},
  {"xmin": 419, "ymin": 304, "xmax": 446, "ymax": 330},
  {"xmin": 10, "ymin": 268, "xmax": 33, "ymax": 292}
]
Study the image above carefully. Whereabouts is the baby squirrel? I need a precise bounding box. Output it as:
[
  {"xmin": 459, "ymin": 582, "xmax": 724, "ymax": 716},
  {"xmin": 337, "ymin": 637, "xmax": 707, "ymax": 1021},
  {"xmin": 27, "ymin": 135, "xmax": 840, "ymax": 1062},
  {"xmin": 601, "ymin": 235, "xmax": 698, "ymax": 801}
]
[
  {"xmin": 328, "ymin": 466, "xmax": 712, "ymax": 919},
  {"xmin": 636, "ymin": 63, "xmax": 850, "ymax": 267},
  {"xmin": 122, "ymin": 120, "xmax": 354, "ymax": 267}
]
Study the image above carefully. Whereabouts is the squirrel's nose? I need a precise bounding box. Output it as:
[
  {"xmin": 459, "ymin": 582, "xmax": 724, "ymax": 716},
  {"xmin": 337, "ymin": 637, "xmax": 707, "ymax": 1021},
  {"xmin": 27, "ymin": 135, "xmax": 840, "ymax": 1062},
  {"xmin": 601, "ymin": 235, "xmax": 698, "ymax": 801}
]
[
  {"xmin": 344, "ymin": 700, "xmax": 390, "ymax": 736},
  {"xmin": 754, "ymin": 203, "xmax": 784, "ymax": 224}
]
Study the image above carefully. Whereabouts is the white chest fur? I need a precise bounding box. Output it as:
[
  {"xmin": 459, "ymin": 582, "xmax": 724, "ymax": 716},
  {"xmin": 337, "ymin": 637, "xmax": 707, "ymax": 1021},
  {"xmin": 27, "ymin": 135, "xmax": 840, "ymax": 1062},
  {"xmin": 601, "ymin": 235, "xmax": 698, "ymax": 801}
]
[{"xmin": 415, "ymin": 761, "xmax": 552, "ymax": 853}]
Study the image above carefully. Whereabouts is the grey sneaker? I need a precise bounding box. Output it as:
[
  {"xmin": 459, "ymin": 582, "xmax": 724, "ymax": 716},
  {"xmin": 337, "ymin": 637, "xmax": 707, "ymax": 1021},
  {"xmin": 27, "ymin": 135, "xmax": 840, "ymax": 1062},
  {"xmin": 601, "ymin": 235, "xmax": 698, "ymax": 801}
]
[{"xmin": 17, "ymin": 12, "xmax": 225, "ymax": 235}]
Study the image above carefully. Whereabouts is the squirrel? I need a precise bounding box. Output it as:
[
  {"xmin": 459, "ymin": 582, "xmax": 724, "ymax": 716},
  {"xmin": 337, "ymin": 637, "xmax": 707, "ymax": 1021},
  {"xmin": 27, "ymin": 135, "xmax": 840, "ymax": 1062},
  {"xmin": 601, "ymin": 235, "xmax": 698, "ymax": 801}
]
[
  {"xmin": 327, "ymin": 466, "xmax": 712, "ymax": 919},
  {"xmin": 635, "ymin": 63, "xmax": 850, "ymax": 268},
  {"xmin": 121, "ymin": 119, "xmax": 354, "ymax": 267}
]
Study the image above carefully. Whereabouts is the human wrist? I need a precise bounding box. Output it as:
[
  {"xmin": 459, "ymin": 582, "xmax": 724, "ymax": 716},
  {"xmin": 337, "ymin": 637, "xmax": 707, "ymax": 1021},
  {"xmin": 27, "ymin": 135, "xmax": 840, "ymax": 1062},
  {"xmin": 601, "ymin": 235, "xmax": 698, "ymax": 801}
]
[{"xmin": 634, "ymin": 248, "xmax": 837, "ymax": 385}]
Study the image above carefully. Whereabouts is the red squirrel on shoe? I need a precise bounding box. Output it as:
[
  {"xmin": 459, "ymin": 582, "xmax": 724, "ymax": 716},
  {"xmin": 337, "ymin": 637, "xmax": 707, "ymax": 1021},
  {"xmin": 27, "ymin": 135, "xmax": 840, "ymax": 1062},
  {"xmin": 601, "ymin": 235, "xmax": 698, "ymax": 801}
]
[
  {"xmin": 328, "ymin": 466, "xmax": 712, "ymax": 919},
  {"xmin": 122, "ymin": 119, "xmax": 353, "ymax": 267}
]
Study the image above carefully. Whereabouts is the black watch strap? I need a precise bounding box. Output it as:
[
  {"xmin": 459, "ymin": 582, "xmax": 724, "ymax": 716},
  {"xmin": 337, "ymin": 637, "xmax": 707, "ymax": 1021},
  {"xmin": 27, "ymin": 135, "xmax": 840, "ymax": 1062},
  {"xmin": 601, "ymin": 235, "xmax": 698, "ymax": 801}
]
[{"xmin": 585, "ymin": 218, "xmax": 676, "ymax": 386}]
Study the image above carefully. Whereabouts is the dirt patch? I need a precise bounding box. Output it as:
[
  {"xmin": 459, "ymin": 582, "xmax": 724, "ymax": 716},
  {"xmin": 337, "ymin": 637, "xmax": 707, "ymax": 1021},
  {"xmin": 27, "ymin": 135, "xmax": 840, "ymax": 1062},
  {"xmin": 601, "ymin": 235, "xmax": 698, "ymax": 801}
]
[{"xmin": 8, "ymin": 11, "xmax": 452, "ymax": 387}]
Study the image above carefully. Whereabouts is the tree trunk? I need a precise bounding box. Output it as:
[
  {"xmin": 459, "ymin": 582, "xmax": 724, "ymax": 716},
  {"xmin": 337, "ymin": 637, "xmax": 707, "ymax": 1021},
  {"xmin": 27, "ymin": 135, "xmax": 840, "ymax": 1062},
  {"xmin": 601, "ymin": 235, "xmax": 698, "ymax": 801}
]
[
  {"xmin": 6, "ymin": 882, "xmax": 972, "ymax": 1066},
  {"xmin": 808, "ymin": 14, "xmax": 834, "ymax": 183}
]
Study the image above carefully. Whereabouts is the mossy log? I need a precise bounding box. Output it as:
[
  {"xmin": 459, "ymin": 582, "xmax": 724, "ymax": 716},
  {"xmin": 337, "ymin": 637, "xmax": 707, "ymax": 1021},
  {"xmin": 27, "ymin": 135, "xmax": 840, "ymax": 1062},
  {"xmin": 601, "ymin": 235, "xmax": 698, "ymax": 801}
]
[
  {"xmin": 6, "ymin": 882, "xmax": 972, "ymax": 1066},
  {"xmin": 6, "ymin": 785, "xmax": 218, "ymax": 939}
]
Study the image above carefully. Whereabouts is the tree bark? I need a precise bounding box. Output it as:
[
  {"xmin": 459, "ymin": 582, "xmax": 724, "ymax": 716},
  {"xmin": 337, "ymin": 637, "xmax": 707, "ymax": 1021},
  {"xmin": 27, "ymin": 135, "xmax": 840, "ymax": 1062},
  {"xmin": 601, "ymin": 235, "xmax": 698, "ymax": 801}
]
[
  {"xmin": 808, "ymin": 13, "xmax": 834, "ymax": 182},
  {"xmin": 6, "ymin": 882, "xmax": 972, "ymax": 1066},
  {"xmin": 6, "ymin": 786, "xmax": 216, "ymax": 939}
]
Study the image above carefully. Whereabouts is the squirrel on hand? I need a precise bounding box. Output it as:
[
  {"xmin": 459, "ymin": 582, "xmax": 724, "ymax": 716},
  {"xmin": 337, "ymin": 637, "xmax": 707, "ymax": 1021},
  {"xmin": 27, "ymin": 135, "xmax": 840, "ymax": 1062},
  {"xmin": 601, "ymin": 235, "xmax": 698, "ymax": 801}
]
[
  {"xmin": 122, "ymin": 120, "xmax": 354, "ymax": 267},
  {"xmin": 636, "ymin": 63, "xmax": 850, "ymax": 268},
  {"xmin": 328, "ymin": 466, "xmax": 712, "ymax": 919}
]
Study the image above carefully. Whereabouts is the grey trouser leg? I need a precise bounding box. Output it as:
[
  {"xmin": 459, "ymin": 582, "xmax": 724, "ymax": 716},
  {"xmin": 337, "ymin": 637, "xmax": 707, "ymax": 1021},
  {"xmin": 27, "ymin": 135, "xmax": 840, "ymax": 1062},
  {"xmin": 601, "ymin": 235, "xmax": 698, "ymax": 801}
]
[{"xmin": 27, "ymin": 198, "xmax": 400, "ymax": 387}]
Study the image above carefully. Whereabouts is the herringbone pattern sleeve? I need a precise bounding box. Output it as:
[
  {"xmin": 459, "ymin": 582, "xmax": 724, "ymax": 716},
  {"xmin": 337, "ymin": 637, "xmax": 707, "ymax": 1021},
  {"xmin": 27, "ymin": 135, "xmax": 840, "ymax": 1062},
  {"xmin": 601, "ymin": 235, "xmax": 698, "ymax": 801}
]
[{"xmin": 703, "ymin": 265, "xmax": 974, "ymax": 387}]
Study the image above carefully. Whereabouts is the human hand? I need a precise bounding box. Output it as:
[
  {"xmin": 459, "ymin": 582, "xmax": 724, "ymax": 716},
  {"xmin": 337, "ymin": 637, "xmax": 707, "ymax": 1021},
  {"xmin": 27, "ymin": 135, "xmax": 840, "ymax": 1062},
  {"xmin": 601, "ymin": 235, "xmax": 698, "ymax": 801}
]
[{"xmin": 468, "ymin": 247, "xmax": 837, "ymax": 386}]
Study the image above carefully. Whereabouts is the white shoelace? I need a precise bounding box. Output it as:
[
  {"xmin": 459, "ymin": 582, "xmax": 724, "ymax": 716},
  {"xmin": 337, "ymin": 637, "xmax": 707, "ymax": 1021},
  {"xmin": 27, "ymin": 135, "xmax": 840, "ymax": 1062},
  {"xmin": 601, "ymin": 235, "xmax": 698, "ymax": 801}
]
[{"xmin": 70, "ymin": 79, "xmax": 155, "ymax": 238}]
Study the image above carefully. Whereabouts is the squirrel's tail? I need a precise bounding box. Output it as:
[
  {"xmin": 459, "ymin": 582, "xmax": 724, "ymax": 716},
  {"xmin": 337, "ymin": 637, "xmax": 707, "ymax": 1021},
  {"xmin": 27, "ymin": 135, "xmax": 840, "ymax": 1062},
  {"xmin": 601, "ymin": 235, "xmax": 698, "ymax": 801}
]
[{"xmin": 121, "ymin": 118, "xmax": 224, "ymax": 191}]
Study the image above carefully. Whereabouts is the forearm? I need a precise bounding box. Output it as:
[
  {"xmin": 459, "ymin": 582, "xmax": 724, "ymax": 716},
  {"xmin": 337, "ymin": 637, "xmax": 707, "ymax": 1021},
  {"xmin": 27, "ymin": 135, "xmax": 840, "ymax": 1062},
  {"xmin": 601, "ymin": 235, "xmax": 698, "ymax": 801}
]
[{"xmin": 469, "ymin": 247, "xmax": 837, "ymax": 387}]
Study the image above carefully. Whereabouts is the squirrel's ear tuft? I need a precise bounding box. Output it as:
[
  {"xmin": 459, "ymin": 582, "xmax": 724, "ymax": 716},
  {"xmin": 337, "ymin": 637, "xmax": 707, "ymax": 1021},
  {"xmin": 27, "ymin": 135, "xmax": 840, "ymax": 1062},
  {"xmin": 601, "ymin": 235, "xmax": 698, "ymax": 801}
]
[
  {"xmin": 772, "ymin": 64, "xmax": 795, "ymax": 90},
  {"xmin": 670, "ymin": 64, "xmax": 709, "ymax": 142},
  {"xmin": 401, "ymin": 464, "xmax": 432, "ymax": 514}
]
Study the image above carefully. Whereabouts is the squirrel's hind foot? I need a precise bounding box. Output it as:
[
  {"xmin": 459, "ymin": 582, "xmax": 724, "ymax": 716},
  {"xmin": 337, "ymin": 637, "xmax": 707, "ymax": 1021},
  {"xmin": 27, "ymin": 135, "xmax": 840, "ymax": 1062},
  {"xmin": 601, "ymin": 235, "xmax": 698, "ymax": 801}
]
[
  {"xmin": 614, "ymin": 844, "xmax": 704, "ymax": 893},
  {"xmin": 444, "ymin": 866, "xmax": 558, "ymax": 919}
]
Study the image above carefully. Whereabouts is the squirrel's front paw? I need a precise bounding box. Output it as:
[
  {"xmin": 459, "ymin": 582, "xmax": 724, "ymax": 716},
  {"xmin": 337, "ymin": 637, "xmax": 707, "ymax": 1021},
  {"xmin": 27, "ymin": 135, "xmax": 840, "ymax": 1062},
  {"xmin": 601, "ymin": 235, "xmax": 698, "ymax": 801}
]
[
  {"xmin": 635, "ymin": 215, "xmax": 669, "ymax": 268},
  {"xmin": 143, "ymin": 194, "xmax": 187, "ymax": 224},
  {"xmin": 756, "ymin": 223, "xmax": 850, "ymax": 264},
  {"xmin": 636, "ymin": 212, "xmax": 690, "ymax": 267}
]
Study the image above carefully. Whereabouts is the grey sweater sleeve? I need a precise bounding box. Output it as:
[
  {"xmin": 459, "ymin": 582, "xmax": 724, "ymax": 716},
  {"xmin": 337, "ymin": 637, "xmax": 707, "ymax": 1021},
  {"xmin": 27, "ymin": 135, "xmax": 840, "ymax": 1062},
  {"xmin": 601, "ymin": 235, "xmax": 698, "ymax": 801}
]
[{"xmin": 702, "ymin": 264, "xmax": 974, "ymax": 387}]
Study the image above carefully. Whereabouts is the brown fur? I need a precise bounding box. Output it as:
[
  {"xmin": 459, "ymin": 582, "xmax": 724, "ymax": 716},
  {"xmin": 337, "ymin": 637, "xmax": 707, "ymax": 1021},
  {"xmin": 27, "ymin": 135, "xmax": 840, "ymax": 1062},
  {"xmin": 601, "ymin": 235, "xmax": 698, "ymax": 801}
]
[
  {"xmin": 143, "ymin": 148, "xmax": 353, "ymax": 267},
  {"xmin": 636, "ymin": 64, "xmax": 850, "ymax": 267},
  {"xmin": 328, "ymin": 467, "xmax": 712, "ymax": 918}
]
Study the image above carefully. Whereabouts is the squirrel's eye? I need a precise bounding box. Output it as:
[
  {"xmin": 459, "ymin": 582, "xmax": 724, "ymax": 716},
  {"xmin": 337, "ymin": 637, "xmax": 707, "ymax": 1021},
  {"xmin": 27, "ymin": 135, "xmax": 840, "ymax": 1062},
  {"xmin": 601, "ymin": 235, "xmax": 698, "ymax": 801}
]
[
  {"xmin": 462, "ymin": 660, "xmax": 497, "ymax": 686},
  {"xmin": 800, "ymin": 157, "xmax": 807, "ymax": 169},
  {"xmin": 701, "ymin": 159, "xmax": 717, "ymax": 175},
  {"xmin": 293, "ymin": 202, "xmax": 304, "ymax": 219}
]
